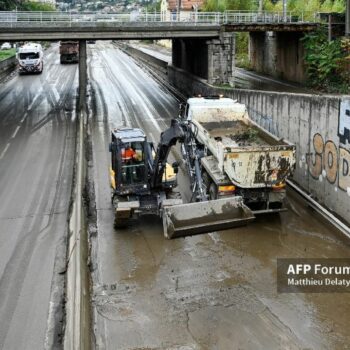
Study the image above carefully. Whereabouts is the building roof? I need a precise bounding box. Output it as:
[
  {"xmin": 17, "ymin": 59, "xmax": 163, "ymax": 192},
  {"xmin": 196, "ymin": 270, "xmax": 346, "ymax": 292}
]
[{"xmin": 166, "ymin": 0, "xmax": 204, "ymax": 11}]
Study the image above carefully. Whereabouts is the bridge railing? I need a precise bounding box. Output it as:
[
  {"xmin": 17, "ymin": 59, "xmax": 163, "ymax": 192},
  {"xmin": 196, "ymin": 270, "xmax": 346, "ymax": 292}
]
[
  {"xmin": 0, "ymin": 10, "xmax": 320, "ymax": 26},
  {"xmin": 225, "ymin": 10, "xmax": 321, "ymax": 23}
]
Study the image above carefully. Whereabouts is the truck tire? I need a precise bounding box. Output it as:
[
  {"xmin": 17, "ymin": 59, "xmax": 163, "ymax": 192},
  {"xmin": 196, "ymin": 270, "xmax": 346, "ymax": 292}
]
[
  {"xmin": 114, "ymin": 217, "xmax": 129, "ymax": 229},
  {"xmin": 201, "ymin": 171, "xmax": 211, "ymax": 193},
  {"xmin": 209, "ymin": 183, "xmax": 218, "ymax": 200}
]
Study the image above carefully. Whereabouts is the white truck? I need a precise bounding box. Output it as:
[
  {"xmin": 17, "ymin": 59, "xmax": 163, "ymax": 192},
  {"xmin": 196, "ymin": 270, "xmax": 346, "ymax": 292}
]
[
  {"xmin": 16, "ymin": 43, "xmax": 43, "ymax": 74},
  {"xmin": 182, "ymin": 96, "xmax": 296, "ymax": 213}
]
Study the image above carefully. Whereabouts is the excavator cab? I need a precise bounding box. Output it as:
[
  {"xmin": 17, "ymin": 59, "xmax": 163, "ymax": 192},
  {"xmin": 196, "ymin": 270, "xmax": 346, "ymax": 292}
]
[{"xmin": 110, "ymin": 128, "xmax": 150, "ymax": 196}]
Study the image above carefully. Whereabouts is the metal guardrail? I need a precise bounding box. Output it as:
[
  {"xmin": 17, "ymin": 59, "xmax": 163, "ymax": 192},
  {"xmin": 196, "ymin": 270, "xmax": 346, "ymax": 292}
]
[
  {"xmin": 287, "ymin": 179, "xmax": 350, "ymax": 240},
  {"xmin": 0, "ymin": 10, "xmax": 320, "ymax": 26}
]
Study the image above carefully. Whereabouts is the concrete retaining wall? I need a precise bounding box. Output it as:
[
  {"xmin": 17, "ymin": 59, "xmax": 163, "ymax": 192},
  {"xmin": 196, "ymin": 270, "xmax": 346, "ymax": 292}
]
[
  {"xmin": 0, "ymin": 56, "xmax": 16, "ymax": 72},
  {"xmin": 118, "ymin": 43, "xmax": 169, "ymax": 75},
  {"xmin": 168, "ymin": 65, "xmax": 350, "ymax": 224}
]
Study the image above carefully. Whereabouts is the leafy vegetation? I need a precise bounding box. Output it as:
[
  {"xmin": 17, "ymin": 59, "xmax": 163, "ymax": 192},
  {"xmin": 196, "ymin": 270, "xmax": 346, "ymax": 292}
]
[
  {"xmin": 145, "ymin": 0, "xmax": 161, "ymax": 12},
  {"xmin": 0, "ymin": 48, "xmax": 16, "ymax": 61},
  {"xmin": 0, "ymin": 0, "xmax": 56, "ymax": 11},
  {"xmin": 202, "ymin": 0, "xmax": 348, "ymax": 85},
  {"xmin": 21, "ymin": 2, "xmax": 56, "ymax": 11},
  {"xmin": 202, "ymin": 0, "xmax": 346, "ymax": 15},
  {"xmin": 302, "ymin": 28, "xmax": 350, "ymax": 93},
  {"xmin": 203, "ymin": 0, "xmax": 257, "ymax": 12},
  {"xmin": 235, "ymin": 32, "xmax": 250, "ymax": 69}
]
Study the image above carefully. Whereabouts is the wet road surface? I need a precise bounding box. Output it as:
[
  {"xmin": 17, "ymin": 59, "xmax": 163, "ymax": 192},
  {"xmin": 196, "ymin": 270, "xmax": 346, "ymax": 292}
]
[
  {"xmin": 89, "ymin": 41, "xmax": 350, "ymax": 350},
  {"xmin": 0, "ymin": 44, "xmax": 77, "ymax": 349}
]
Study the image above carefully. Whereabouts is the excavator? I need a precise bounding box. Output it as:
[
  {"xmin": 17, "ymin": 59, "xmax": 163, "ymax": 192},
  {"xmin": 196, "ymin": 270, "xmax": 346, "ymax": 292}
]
[{"xmin": 109, "ymin": 118, "xmax": 255, "ymax": 239}]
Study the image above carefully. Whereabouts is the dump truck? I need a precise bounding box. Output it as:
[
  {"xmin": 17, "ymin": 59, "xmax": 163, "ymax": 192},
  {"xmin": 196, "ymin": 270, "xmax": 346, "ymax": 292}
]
[
  {"xmin": 109, "ymin": 96, "xmax": 296, "ymax": 239},
  {"xmin": 181, "ymin": 96, "xmax": 296, "ymax": 213},
  {"xmin": 59, "ymin": 41, "xmax": 79, "ymax": 64}
]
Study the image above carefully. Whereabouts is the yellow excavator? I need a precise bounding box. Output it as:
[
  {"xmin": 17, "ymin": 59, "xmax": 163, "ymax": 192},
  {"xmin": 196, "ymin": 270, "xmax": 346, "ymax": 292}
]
[{"xmin": 109, "ymin": 118, "xmax": 254, "ymax": 239}]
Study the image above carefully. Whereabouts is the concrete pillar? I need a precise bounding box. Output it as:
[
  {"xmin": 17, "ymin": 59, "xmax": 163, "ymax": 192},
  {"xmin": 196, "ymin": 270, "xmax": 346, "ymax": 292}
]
[
  {"xmin": 79, "ymin": 40, "xmax": 87, "ymax": 113},
  {"xmin": 207, "ymin": 33, "xmax": 235, "ymax": 85},
  {"xmin": 207, "ymin": 40, "xmax": 214, "ymax": 84},
  {"xmin": 249, "ymin": 32, "xmax": 265, "ymax": 73},
  {"xmin": 249, "ymin": 31, "xmax": 306, "ymax": 84},
  {"xmin": 171, "ymin": 34, "xmax": 235, "ymax": 85},
  {"xmin": 275, "ymin": 32, "xmax": 306, "ymax": 83}
]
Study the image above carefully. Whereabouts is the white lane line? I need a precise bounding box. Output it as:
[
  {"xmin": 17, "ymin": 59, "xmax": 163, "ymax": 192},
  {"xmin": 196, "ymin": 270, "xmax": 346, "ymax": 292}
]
[
  {"xmin": 131, "ymin": 98, "xmax": 136, "ymax": 106},
  {"xmin": 20, "ymin": 112, "xmax": 28, "ymax": 124},
  {"xmin": 0, "ymin": 143, "xmax": 10, "ymax": 160},
  {"xmin": 11, "ymin": 126, "xmax": 20, "ymax": 139},
  {"xmin": 52, "ymin": 86, "xmax": 60, "ymax": 104},
  {"xmin": 27, "ymin": 87, "xmax": 43, "ymax": 111}
]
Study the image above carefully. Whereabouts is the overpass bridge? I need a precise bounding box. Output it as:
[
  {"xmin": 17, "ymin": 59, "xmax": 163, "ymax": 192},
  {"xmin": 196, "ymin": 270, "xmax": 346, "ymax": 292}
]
[
  {"xmin": 0, "ymin": 11, "xmax": 318, "ymax": 41},
  {"xmin": 0, "ymin": 10, "xmax": 320, "ymax": 101}
]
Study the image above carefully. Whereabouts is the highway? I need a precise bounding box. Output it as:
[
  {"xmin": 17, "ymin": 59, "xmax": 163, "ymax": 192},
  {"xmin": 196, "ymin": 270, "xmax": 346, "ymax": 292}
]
[
  {"xmin": 0, "ymin": 40, "xmax": 349, "ymax": 350},
  {"xmin": 88, "ymin": 41, "xmax": 350, "ymax": 349},
  {"xmin": 0, "ymin": 44, "xmax": 77, "ymax": 349}
]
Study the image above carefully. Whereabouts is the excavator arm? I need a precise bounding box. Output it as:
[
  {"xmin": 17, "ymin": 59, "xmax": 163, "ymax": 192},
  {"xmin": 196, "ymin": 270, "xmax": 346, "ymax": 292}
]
[
  {"xmin": 150, "ymin": 119, "xmax": 255, "ymax": 239},
  {"xmin": 150, "ymin": 119, "xmax": 185, "ymax": 189}
]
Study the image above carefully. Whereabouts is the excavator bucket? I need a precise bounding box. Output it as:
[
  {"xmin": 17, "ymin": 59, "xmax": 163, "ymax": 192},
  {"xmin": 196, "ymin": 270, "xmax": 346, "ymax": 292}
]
[{"xmin": 162, "ymin": 196, "xmax": 255, "ymax": 239}]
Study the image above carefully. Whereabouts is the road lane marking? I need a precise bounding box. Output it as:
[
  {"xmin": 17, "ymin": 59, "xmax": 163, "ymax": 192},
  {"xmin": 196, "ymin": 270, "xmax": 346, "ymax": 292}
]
[
  {"xmin": 52, "ymin": 86, "xmax": 60, "ymax": 104},
  {"xmin": 0, "ymin": 143, "xmax": 10, "ymax": 160},
  {"xmin": 27, "ymin": 87, "xmax": 43, "ymax": 111},
  {"xmin": 11, "ymin": 126, "xmax": 20, "ymax": 139},
  {"xmin": 20, "ymin": 112, "xmax": 28, "ymax": 124}
]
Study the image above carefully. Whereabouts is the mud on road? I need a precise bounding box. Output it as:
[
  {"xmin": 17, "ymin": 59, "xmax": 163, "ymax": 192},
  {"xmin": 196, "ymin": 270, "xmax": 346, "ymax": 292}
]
[{"xmin": 86, "ymin": 41, "xmax": 350, "ymax": 350}]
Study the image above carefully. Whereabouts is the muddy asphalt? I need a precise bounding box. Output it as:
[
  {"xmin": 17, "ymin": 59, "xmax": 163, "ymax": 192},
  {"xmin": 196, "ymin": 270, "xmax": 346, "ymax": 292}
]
[
  {"xmin": 88, "ymin": 41, "xmax": 350, "ymax": 350},
  {"xmin": 0, "ymin": 44, "xmax": 77, "ymax": 349},
  {"xmin": 0, "ymin": 40, "xmax": 348, "ymax": 350}
]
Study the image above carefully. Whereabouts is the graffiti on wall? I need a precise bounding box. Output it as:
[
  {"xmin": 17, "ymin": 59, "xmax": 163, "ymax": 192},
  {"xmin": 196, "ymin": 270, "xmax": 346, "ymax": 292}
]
[{"xmin": 306, "ymin": 133, "xmax": 350, "ymax": 195}]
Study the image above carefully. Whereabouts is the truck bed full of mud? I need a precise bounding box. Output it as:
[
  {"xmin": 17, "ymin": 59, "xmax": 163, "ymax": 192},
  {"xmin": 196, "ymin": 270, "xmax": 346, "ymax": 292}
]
[{"xmin": 200, "ymin": 120, "xmax": 283, "ymax": 147}]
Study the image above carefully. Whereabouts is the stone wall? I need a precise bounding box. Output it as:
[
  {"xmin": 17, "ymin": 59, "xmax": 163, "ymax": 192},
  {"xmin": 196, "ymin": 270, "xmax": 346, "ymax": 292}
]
[{"xmin": 172, "ymin": 33, "xmax": 235, "ymax": 85}]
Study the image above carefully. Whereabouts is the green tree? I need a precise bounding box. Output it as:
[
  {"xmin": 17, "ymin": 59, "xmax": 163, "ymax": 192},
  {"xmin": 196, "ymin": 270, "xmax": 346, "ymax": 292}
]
[
  {"xmin": 203, "ymin": 0, "xmax": 256, "ymax": 12},
  {"xmin": 21, "ymin": 2, "xmax": 56, "ymax": 11},
  {"xmin": 332, "ymin": 0, "xmax": 345, "ymax": 12},
  {"xmin": 0, "ymin": 0, "xmax": 56, "ymax": 11},
  {"xmin": 320, "ymin": 0, "xmax": 333, "ymax": 12},
  {"xmin": 302, "ymin": 28, "xmax": 349, "ymax": 92}
]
